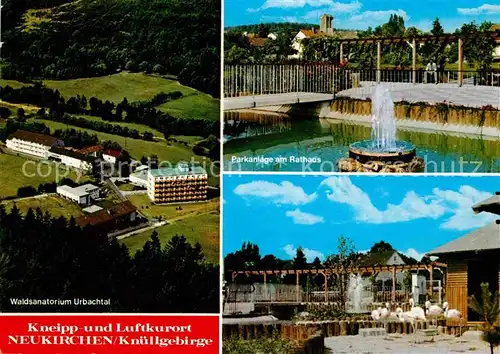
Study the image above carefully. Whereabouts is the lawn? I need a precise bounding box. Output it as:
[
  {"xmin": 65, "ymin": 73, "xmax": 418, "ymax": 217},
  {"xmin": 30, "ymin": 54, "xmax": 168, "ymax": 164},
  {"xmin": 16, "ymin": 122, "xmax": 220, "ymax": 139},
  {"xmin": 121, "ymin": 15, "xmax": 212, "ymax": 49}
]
[
  {"xmin": 0, "ymin": 79, "xmax": 29, "ymax": 89},
  {"xmin": 121, "ymin": 211, "xmax": 219, "ymax": 264},
  {"xmin": 117, "ymin": 183, "xmax": 144, "ymax": 192},
  {"xmin": 1, "ymin": 72, "xmax": 219, "ymax": 121},
  {"xmin": 42, "ymin": 72, "xmax": 199, "ymax": 103},
  {"xmin": 34, "ymin": 119, "xmax": 200, "ymax": 164},
  {"xmin": 2, "ymin": 195, "xmax": 84, "ymax": 219},
  {"xmin": 0, "ymin": 100, "xmax": 39, "ymax": 114},
  {"xmin": 127, "ymin": 194, "xmax": 219, "ymax": 220},
  {"xmin": 74, "ymin": 115, "xmax": 163, "ymax": 137},
  {"xmin": 157, "ymin": 92, "xmax": 220, "ymax": 121},
  {"xmin": 0, "ymin": 153, "xmax": 91, "ymax": 198},
  {"xmin": 169, "ymin": 135, "xmax": 205, "ymax": 145}
]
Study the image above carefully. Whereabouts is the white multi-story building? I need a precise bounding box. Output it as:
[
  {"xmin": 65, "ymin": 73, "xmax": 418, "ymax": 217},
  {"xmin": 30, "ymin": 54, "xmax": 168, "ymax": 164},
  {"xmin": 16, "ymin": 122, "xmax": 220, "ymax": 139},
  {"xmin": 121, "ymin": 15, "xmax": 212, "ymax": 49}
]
[
  {"xmin": 57, "ymin": 184, "xmax": 100, "ymax": 205},
  {"xmin": 6, "ymin": 130, "xmax": 63, "ymax": 158},
  {"xmin": 49, "ymin": 147, "xmax": 95, "ymax": 171},
  {"xmin": 147, "ymin": 163, "xmax": 208, "ymax": 204}
]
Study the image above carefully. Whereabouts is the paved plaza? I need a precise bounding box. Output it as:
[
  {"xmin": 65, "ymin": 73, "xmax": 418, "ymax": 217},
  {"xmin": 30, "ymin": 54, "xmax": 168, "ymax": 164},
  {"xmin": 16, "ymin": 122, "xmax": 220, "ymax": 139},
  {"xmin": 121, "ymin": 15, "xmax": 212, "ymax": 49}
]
[
  {"xmin": 325, "ymin": 333, "xmax": 490, "ymax": 354},
  {"xmin": 339, "ymin": 82, "xmax": 500, "ymax": 109}
]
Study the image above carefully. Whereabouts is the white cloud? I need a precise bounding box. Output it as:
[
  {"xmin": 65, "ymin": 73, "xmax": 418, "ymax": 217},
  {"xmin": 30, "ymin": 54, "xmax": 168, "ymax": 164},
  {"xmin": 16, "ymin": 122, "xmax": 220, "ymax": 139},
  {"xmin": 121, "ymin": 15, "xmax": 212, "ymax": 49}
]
[
  {"xmin": 400, "ymin": 248, "xmax": 426, "ymax": 262},
  {"xmin": 321, "ymin": 176, "xmax": 444, "ymax": 223},
  {"xmin": 320, "ymin": 177, "xmax": 494, "ymax": 230},
  {"xmin": 282, "ymin": 16, "xmax": 300, "ymax": 23},
  {"xmin": 457, "ymin": 4, "xmax": 500, "ymax": 15},
  {"xmin": 260, "ymin": 0, "xmax": 361, "ymax": 11},
  {"xmin": 283, "ymin": 244, "xmax": 325, "ymax": 262},
  {"xmin": 331, "ymin": 1, "xmax": 362, "ymax": 12},
  {"xmin": 433, "ymin": 186, "xmax": 496, "ymax": 230},
  {"xmin": 286, "ymin": 208, "xmax": 324, "ymax": 225},
  {"xmin": 234, "ymin": 180, "xmax": 317, "ymax": 205},
  {"xmin": 262, "ymin": 0, "xmax": 307, "ymax": 9},
  {"xmin": 349, "ymin": 9, "xmax": 409, "ymax": 23}
]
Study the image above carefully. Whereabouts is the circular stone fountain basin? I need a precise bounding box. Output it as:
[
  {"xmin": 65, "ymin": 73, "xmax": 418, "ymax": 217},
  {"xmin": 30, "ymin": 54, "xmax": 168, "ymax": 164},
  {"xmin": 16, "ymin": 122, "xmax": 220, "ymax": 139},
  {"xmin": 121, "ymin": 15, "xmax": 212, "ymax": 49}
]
[{"xmin": 349, "ymin": 140, "xmax": 416, "ymax": 164}]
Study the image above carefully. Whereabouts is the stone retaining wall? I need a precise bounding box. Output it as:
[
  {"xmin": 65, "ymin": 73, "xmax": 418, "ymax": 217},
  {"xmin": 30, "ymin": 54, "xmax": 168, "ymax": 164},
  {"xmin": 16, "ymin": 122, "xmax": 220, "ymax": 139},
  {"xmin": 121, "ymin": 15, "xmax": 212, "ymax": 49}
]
[
  {"xmin": 223, "ymin": 319, "xmax": 468, "ymax": 341},
  {"xmin": 330, "ymin": 99, "xmax": 500, "ymax": 128}
]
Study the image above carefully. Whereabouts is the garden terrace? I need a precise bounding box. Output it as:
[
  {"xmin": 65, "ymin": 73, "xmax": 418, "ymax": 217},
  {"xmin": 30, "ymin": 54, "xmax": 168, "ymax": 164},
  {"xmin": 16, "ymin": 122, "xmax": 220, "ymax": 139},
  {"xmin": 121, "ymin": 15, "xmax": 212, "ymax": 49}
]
[{"xmin": 231, "ymin": 262, "xmax": 447, "ymax": 304}]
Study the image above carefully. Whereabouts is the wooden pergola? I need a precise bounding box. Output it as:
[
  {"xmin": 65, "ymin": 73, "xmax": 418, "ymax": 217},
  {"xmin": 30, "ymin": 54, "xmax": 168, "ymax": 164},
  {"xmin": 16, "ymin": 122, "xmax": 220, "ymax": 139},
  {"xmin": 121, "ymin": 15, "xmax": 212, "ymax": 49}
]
[
  {"xmin": 331, "ymin": 31, "xmax": 500, "ymax": 86},
  {"xmin": 231, "ymin": 261, "xmax": 447, "ymax": 304}
]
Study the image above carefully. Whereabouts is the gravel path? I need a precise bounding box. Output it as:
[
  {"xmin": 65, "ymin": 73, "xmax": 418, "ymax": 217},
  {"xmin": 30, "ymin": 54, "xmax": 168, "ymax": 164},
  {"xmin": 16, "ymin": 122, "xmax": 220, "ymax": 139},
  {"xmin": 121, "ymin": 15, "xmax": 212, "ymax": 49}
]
[{"xmin": 325, "ymin": 333, "xmax": 490, "ymax": 353}]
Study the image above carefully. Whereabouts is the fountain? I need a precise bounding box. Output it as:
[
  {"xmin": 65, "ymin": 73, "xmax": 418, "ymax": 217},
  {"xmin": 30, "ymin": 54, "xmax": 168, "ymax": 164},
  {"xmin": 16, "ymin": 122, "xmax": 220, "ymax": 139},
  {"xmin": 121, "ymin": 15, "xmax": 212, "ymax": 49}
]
[
  {"xmin": 338, "ymin": 85, "xmax": 423, "ymax": 172},
  {"xmin": 346, "ymin": 274, "xmax": 364, "ymax": 313}
]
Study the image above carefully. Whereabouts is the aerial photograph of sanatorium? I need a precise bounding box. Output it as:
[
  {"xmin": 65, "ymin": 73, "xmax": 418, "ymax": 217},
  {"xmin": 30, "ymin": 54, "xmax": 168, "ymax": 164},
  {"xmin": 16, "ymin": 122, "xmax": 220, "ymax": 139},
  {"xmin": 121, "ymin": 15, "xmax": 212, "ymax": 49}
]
[
  {"xmin": 0, "ymin": 0, "xmax": 220, "ymax": 313},
  {"xmin": 223, "ymin": 0, "xmax": 500, "ymax": 173},
  {"xmin": 223, "ymin": 175, "xmax": 500, "ymax": 353}
]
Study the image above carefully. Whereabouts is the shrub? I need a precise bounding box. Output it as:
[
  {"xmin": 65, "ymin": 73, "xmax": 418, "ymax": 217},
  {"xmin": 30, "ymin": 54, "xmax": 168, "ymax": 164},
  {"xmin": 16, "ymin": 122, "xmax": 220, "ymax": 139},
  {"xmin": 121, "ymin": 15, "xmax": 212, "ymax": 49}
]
[{"xmin": 17, "ymin": 186, "xmax": 38, "ymax": 198}]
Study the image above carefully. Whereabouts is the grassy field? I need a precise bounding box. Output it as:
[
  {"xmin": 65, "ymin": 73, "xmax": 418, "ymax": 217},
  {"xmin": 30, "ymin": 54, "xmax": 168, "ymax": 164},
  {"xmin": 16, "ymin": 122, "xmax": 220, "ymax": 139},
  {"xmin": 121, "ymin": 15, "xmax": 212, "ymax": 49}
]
[
  {"xmin": 2, "ymin": 195, "xmax": 84, "ymax": 219},
  {"xmin": 0, "ymin": 72, "xmax": 219, "ymax": 121},
  {"xmin": 34, "ymin": 119, "xmax": 200, "ymax": 163},
  {"xmin": 0, "ymin": 79, "xmax": 29, "ymax": 89},
  {"xmin": 0, "ymin": 153, "xmax": 91, "ymax": 198},
  {"xmin": 122, "ymin": 211, "xmax": 219, "ymax": 264},
  {"xmin": 122, "ymin": 195, "xmax": 220, "ymax": 263},
  {"xmin": 127, "ymin": 194, "xmax": 219, "ymax": 220},
  {"xmin": 0, "ymin": 100, "xmax": 39, "ymax": 114},
  {"xmin": 117, "ymin": 183, "xmax": 144, "ymax": 192},
  {"xmin": 74, "ymin": 115, "xmax": 164, "ymax": 137},
  {"xmin": 157, "ymin": 92, "xmax": 220, "ymax": 121},
  {"xmin": 169, "ymin": 135, "xmax": 205, "ymax": 145}
]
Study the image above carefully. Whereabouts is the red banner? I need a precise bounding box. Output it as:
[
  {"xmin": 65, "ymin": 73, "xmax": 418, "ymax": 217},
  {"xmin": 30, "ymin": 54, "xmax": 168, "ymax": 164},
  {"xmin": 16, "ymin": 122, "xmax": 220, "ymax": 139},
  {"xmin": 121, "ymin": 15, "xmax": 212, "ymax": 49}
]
[{"xmin": 0, "ymin": 314, "xmax": 219, "ymax": 354}]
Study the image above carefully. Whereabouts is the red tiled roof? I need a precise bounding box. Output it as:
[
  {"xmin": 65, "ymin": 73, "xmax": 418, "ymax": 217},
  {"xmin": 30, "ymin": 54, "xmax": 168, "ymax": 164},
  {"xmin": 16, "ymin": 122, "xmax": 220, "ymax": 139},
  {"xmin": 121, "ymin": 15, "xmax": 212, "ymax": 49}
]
[
  {"xmin": 76, "ymin": 200, "xmax": 136, "ymax": 228},
  {"xmin": 8, "ymin": 130, "xmax": 59, "ymax": 147},
  {"xmin": 249, "ymin": 37, "xmax": 267, "ymax": 47},
  {"xmin": 78, "ymin": 145, "xmax": 103, "ymax": 154},
  {"xmin": 103, "ymin": 149, "xmax": 121, "ymax": 158}
]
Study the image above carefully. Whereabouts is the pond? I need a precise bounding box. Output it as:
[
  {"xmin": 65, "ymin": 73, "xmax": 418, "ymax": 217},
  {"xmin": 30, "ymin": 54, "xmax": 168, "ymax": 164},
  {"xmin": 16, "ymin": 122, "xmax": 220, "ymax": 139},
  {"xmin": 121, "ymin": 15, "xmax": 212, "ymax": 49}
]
[{"xmin": 223, "ymin": 110, "xmax": 500, "ymax": 173}]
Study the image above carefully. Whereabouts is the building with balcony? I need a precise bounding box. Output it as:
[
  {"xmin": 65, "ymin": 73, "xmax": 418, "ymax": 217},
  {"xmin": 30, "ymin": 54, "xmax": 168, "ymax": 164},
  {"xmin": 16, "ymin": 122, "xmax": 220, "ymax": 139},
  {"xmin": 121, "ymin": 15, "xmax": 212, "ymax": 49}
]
[
  {"xmin": 147, "ymin": 164, "xmax": 208, "ymax": 204},
  {"xmin": 6, "ymin": 130, "xmax": 64, "ymax": 158}
]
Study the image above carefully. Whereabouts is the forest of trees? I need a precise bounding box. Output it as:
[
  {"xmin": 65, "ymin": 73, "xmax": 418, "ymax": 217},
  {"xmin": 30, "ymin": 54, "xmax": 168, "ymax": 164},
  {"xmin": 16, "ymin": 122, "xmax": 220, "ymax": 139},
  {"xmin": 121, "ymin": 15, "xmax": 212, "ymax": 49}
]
[
  {"xmin": 2, "ymin": 0, "xmax": 220, "ymax": 97},
  {"xmin": 0, "ymin": 205, "xmax": 219, "ymax": 312},
  {"xmin": 225, "ymin": 16, "xmax": 496, "ymax": 70},
  {"xmin": 223, "ymin": 237, "xmax": 430, "ymax": 284},
  {"xmin": 0, "ymin": 84, "xmax": 219, "ymax": 138}
]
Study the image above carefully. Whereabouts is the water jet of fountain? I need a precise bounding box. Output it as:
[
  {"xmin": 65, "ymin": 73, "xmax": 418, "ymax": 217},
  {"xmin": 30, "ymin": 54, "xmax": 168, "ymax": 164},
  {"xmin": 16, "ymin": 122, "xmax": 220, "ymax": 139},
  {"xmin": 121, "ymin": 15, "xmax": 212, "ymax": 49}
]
[
  {"xmin": 371, "ymin": 85, "xmax": 396, "ymax": 151},
  {"xmin": 347, "ymin": 274, "xmax": 363, "ymax": 313}
]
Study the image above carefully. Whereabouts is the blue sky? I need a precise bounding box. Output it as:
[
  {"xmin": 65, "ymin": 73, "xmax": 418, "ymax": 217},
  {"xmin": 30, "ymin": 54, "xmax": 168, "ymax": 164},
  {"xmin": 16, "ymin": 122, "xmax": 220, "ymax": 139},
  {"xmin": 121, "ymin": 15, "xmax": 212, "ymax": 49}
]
[
  {"xmin": 223, "ymin": 175, "xmax": 498, "ymax": 262},
  {"xmin": 225, "ymin": 0, "xmax": 500, "ymax": 31}
]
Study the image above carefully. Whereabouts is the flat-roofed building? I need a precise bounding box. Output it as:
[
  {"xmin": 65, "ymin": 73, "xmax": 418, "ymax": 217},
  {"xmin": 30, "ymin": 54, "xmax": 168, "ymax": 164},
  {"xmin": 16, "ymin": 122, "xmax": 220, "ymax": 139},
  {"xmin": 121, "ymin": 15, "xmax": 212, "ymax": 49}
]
[
  {"xmin": 57, "ymin": 184, "xmax": 100, "ymax": 205},
  {"xmin": 147, "ymin": 163, "xmax": 208, "ymax": 204},
  {"xmin": 6, "ymin": 130, "xmax": 64, "ymax": 158}
]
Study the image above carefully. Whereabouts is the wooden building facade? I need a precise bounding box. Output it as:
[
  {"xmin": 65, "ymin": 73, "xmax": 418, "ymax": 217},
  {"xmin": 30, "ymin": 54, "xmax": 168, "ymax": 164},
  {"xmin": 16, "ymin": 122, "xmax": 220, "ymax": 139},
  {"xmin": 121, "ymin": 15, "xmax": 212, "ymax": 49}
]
[{"xmin": 428, "ymin": 195, "xmax": 500, "ymax": 323}]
